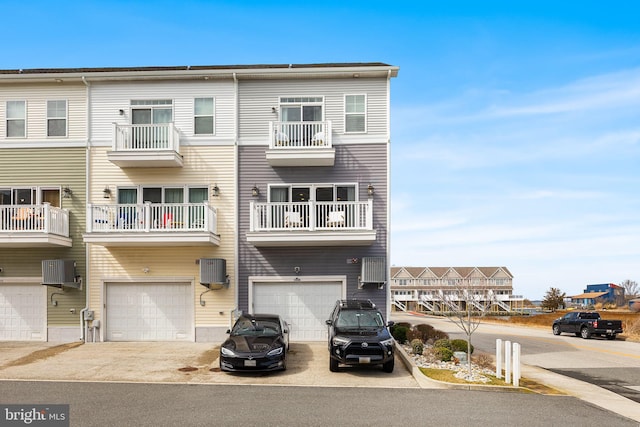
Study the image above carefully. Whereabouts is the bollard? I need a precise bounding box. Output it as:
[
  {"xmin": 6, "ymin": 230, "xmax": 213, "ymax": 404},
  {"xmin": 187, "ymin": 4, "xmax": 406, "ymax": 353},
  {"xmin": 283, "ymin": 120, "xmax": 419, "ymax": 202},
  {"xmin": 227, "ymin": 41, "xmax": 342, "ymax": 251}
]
[
  {"xmin": 495, "ymin": 339, "xmax": 503, "ymax": 379},
  {"xmin": 504, "ymin": 340, "xmax": 512, "ymax": 384},
  {"xmin": 513, "ymin": 343, "xmax": 521, "ymax": 387}
]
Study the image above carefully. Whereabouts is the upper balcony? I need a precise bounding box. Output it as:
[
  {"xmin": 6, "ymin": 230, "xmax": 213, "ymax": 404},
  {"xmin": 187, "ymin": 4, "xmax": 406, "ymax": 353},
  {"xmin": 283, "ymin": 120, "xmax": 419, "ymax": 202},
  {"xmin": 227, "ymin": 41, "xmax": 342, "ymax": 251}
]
[
  {"xmin": 83, "ymin": 202, "xmax": 219, "ymax": 247},
  {"xmin": 265, "ymin": 121, "xmax": 335, "ymax": 167},
  {"xmin": 107, "ymin": 123, "xmax": 184, "ymax": 168},
  {"xmin": 246, "ymin": 200, "xmax": 376, "ymax": 247},
  {"xmin": 0, "ymin": 204, "xmax": 72, "ymax": 247}
]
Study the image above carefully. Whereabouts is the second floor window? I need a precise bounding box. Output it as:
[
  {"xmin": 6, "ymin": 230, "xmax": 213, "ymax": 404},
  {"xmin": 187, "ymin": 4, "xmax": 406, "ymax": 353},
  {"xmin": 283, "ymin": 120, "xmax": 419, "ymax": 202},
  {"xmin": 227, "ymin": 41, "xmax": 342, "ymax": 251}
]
[
  {"xmin": 47, "ymin": 100, "xmax": 67, "ymax": 137},
  {"xmin": 6, "ymin": 100, "xmax": 26, "ymax": 138},
  {"xmin": 194, "ymin": 98, "xmax": 214, "ymax": 134},
  {"xmin": 345, "ymin": 94, "xmax": 366, "ymax": 133},
  {"xmin": 131, "ymin": 99, "xmax": 173, "ymax": 125}
]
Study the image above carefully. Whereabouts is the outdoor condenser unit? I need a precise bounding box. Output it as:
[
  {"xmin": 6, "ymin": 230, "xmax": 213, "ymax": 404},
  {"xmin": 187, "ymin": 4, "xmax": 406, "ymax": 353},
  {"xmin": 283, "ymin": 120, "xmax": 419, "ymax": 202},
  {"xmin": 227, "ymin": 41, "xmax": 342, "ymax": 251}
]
[
  {"xmin": 359, "ymin": 257, "xmax": 387, "ymax": 289},
  {"xmin": 199, "ymin": 258, "xmax": 228, "ymax": 289},
  {"xmin": 42, "ymin": 259, "xmax": 82, "ymax": 289}
]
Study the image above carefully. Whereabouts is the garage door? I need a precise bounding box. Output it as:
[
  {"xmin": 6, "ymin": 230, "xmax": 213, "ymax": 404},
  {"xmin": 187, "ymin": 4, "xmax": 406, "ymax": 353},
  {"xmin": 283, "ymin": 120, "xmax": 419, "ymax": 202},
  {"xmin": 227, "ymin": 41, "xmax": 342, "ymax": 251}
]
[
  {"xmin": 0, "ymin": 284, "xmax": 46, "ymax": 341},
  {"xmin": 253, "ymin": 281, "xmax": 342, "ymax": 341},
  {"xmin": 105, "ymin": 283, "xmax": 192, "ymax": 341}
]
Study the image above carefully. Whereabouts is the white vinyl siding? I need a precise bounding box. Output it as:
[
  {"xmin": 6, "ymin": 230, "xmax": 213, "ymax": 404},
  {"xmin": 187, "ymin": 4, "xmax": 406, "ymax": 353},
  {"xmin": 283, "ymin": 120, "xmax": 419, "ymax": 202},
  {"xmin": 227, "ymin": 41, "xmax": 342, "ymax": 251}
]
[
  {"xmin": 47, "ymin": 100, "xmax": 67, "ymax": 137},
  {"xmin": 6, "ymin": 100, "xmax": 26, "ymax": 138},
  {"xmin": 345, "ymin": 94, "xmax": 366, "ymax": 133},
  {"xmin": 194, "ymin": 97, "xmax": 214, "ymax": 135}
]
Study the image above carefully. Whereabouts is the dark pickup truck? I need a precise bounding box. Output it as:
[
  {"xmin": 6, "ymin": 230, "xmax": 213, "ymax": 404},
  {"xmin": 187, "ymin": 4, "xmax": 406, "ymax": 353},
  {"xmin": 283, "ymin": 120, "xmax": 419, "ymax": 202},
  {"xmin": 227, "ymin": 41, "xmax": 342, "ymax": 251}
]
[{"xmin": 552, "ymin": 311, "xmax": 623, "ymax": 340}]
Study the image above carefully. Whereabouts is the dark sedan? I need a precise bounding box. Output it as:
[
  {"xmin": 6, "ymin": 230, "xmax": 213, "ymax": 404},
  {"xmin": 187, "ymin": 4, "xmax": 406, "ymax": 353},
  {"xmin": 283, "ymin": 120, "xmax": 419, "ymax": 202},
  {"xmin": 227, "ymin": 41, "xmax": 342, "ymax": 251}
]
[{"xmin": 219, "ymin": 314, "xmax": 290, "ymax": 372}]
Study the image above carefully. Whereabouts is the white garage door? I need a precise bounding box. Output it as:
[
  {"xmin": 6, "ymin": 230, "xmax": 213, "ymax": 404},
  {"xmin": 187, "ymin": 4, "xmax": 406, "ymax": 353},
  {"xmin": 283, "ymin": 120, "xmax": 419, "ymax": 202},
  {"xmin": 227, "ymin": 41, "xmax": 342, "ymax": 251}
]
[
  {"xmin": 0, "ymin": 284, "xmax": 46, "ymax": 341},
  {"xmin": 253, "ymin": 281, "xmax": 342, "ymax": 341},
  {"xmin": 106, "ymin": 283, "xmax": 192, "ymax": 342}
]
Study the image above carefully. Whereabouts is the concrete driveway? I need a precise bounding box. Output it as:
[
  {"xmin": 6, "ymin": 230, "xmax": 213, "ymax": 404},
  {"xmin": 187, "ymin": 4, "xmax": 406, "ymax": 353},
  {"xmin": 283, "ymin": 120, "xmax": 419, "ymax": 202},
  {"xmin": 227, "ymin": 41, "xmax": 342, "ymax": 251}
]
[{"xmin": 0, "ymin": 341, "xmax": 420, "ymax": 388}]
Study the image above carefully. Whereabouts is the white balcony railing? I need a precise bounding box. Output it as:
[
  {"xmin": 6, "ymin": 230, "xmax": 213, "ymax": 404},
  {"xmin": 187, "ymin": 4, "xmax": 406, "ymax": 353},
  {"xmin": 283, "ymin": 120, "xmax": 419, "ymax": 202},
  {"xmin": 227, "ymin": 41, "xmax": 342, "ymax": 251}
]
[
  {"xmin": 249, "ymin": 200, "xmax": 372, "ymax": 232},
  {"xmin": 269, "ymin": 121, "xmax": 332, "ymax": 149},
  {"xmin": 0, "ymin": 204, "xmax": 69, "ymax": 236},
  {"xmin": 87, "ymin": 202, "xmax": 216, "ymax": 234},
  {"xmin": 113, "ymin": 123, "xmax": 181, "ymax": 152}
]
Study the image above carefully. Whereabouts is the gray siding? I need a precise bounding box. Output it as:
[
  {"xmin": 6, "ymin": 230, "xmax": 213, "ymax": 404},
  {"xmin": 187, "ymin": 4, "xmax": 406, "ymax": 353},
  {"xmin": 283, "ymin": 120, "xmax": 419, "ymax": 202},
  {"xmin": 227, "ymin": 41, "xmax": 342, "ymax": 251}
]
[{"xmin": 238, "ymin": 143, "xmax": 388, "ymax": 311}]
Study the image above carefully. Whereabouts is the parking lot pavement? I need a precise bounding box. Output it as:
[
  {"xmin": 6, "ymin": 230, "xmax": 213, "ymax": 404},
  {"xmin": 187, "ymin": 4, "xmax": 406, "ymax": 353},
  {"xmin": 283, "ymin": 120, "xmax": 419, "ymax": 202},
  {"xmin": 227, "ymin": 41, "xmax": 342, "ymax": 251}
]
[{"xmin": 0, "ymin": 341, "xmax": 420, "ymax": 388}]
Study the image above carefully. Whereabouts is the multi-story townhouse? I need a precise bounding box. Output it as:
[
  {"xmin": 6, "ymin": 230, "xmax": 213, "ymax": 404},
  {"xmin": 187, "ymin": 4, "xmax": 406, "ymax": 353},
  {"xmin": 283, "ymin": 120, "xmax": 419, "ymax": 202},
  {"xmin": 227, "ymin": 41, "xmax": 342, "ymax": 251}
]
[
  {"xmin": 0, "ymin": 71, "xmax": 87, "ymax": 341},
  {"xmin": 238, "ymin": 63, "xmax": 398, "ymax": 341},
  {"xmin": 390, "ymin": 266, "xmax": 524, "ymax": 313},
  {"xmin": 81, "ymin": 66, "xmax": 236, "ymax": 342}
]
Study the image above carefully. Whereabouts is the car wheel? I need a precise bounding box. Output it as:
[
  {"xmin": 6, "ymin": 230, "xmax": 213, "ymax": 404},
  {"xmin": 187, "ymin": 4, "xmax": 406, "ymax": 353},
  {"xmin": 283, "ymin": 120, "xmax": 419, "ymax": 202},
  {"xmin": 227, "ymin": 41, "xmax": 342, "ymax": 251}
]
[
  {"xmin": 552, "ymin": 325, "xmax": 561, "ymax": 335},
  {"xmin": 382, "ymin": 358, "xmax": 394, "ymax": 373},
  {"xmin": 606, "ymin": 334, "xmax": 616, "ymax": 340},
  {"xmin": 329, "ymin": 357, "xmax": 339, "ymax": 372},
  {"xmin": 580, "ymin": 327, "xmax": 591, "ymax": 339}
]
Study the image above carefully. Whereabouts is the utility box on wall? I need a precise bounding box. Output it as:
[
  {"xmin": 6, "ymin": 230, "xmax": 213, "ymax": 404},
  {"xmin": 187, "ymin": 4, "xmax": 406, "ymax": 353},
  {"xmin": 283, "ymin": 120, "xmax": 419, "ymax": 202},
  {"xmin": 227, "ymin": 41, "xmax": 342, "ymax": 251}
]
[
  {"xmin": 199, "ymin": 258, "xmax": 228, "ymax": 289},
  {"xmin": 360, "ymin": 257, "xmax": 387, "ymax": 289},
  {"xmin": 42, "ymin": 260, "xmax": 81, "ymax": 289}
]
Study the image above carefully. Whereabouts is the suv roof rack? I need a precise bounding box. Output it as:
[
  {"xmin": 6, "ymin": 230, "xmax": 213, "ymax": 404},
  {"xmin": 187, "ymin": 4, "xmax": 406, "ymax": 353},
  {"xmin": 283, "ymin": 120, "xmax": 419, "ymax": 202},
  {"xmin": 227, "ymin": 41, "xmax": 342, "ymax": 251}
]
[{"xmin": 338, "ymin": 299, "xmax": 376, "ymax": 309}]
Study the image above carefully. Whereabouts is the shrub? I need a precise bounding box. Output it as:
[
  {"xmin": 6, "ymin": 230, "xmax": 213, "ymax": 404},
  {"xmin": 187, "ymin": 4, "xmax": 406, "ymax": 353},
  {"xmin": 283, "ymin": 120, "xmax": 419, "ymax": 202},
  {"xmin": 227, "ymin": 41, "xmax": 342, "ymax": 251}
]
[
  {"xmin": 451, "ymin": 339, "xmax": 474, "ymax": 354},
  {"xmin": 472, "ymin": 352, "xmax": 494, "ymax": 370},
  {"xmin": 391, "ymin": 325, "xmax": 409, "ymax": 344},
  {"xmin": 406, "ymin": 327, "xmax": 422, "ymax": 342},
  {"xmin": 414, "ymin": 324, "xmax": 435, "ymax": 341},
  {"xmin": 431, "ymin": 329, "xmax": 450, "ymax": 341},
  {"xmin": 433, "ymin": 347, "xmax": 453, "ymax": 362},
  {"xmin": 433, "ymin": 338, "xmax": 451, "ymax": 350},
  {"xmin": 410, "ymin": 339, "xmax": 424, "ymax": 355}
]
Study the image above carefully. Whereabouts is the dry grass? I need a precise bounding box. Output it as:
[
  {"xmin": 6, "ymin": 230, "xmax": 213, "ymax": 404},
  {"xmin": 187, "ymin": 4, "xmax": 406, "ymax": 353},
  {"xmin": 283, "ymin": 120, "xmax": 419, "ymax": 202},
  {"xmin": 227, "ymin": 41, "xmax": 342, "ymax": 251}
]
[{"xmin": 486, "ymin": 310, "xmax": 640, "ymax": 341}]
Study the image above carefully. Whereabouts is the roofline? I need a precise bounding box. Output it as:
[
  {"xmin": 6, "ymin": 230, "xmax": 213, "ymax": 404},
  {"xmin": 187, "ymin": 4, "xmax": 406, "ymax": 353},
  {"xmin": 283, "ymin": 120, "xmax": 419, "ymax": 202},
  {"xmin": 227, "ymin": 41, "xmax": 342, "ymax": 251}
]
[{"xmin": 0, "ymin": 62, "xmax": 399, "ymax": 83}]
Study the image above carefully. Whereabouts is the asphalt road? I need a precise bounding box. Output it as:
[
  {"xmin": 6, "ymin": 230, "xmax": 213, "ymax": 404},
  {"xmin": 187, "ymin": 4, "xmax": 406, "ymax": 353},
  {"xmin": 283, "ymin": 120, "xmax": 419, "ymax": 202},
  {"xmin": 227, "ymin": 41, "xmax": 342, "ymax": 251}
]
[
  {"xmin": 0, "ymin": 381, "xmax": 637, "ymax": 427},
  {"xmin": 391, "ymin": 312, "xmax": 640, "ymax": 403}
]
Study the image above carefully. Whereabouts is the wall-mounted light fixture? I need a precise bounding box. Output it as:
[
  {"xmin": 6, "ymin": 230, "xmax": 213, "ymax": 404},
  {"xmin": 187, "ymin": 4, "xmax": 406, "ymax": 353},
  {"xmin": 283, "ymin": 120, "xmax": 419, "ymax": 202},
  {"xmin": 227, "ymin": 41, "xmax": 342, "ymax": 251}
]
[
  {"xmin": 62, "ymin": 186, "xmax": 72, "ymax": 199},
  {"xmin": 211, "ymin": 184, "xmax": 220, "ymax": 197},
  {"xmin": 251, "ymin": 184, "xmax": 260, "ymax": 197},
  {"xmin": 118, "ymin": 109, "xmax": 125, "ymax": 115},
  {"xmin": 271, "ymin": 106, "xmax": 278, "ymax": 114},
  {"xmin": 367, "ymin": 183, "xmax": 375, "ymax": 197},
  {"xmin": 103, "ymin": 186, "xmax": 112, "ymax": 199}
]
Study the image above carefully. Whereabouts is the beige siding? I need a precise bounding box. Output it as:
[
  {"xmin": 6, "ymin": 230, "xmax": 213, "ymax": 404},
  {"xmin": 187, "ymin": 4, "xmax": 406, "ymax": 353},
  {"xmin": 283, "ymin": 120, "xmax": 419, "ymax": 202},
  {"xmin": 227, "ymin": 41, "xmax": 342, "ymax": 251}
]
[
  {"xmin": 238, "ymin": 78, "xmax": 389, "ymax": 144},
  {"xmin": 87, "ymin": 81, "xmax": 236, "ymax": 144},
  {"xmin": 87, "ymin": 145, "xmax": 236, "ymax": 327},
  {"xmin": 0, "ymin": 83, "xmax": 86, "ymax": 141}
]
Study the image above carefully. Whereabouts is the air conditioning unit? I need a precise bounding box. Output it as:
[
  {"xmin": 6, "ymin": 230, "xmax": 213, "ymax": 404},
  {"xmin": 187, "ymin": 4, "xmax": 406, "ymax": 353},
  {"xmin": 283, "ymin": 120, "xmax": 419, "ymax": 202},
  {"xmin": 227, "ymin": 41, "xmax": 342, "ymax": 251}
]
[
  {"xmin": 42, "ymin": 260, "xmax": 81, "ymax": 289},
  {"xmin": 359, "ymin": 257, "xmax": 387, "ymax": 289},
  {"xmin": 199, "ymin": 258, "xmax": 228, "ymax": 289}
]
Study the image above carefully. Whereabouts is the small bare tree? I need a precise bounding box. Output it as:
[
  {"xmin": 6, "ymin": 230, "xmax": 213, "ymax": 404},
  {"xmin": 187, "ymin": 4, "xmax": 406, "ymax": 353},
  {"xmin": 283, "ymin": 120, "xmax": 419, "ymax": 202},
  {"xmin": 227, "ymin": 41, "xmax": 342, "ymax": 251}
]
[
  {"xmin": 620, "ymin": 279, "xmax": 639, "ymax": 299},
  {"xmin": 445, "ymin": 281, "xmax": 494, "ymax": 380}
]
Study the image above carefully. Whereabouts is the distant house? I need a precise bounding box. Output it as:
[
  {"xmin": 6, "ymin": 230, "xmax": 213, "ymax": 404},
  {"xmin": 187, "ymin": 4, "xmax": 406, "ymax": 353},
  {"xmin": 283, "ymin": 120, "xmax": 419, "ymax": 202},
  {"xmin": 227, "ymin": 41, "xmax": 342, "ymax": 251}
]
[{"xmin": 571, "ymin": 283, "xmax": 625, "ymax": 307}]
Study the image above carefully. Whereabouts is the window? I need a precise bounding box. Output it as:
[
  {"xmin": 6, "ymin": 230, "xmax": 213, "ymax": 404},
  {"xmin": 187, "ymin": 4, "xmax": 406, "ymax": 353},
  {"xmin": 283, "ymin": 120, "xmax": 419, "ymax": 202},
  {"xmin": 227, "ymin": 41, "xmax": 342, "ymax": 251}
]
[
  {"xmin": 279, "ymin": 97, "xmax": 323, "ymax": 122},
  {"xmin": 345, "ymin": 95, "xmax": 366, "ymax": 133},
  {"xmin": 131, "ymin": 99, "xmax": 173, "ymax": 125},
  {"xmin": 47, "ymin": 100, "xmax": 67, "ymax": 137},
  {"xmin": 268, "ymin": 184, "xmax": 357, "ymax": 203},
  {"xmin": 194, "ymin": 98, "xmax": 214, "ymax": 134},
  {"xmin": 6, "ymin": 101, "xmax": 26, "ymax": 137}
]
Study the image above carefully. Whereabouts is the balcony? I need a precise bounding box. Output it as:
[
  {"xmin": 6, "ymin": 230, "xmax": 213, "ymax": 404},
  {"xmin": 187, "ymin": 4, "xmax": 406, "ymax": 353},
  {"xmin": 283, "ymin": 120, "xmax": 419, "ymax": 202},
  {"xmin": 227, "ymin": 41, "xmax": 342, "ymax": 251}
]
[
  {"xmin": 107, "ymin": 123, "xmax": 184, "ymax": 168},
  {"xmin": 246, "ymin": 200, "xmax": 375, "ymax": 247},
  {"xmin": 0, "ymin": 204, "xmax": 71, "ymax": 247},
  {"xmin": 83, "ymin": 202, "xmax": 219, "ymax": 247},
  {"xmin": 265, "ymin": 121, "xmax": 335, "ymax": 167}
]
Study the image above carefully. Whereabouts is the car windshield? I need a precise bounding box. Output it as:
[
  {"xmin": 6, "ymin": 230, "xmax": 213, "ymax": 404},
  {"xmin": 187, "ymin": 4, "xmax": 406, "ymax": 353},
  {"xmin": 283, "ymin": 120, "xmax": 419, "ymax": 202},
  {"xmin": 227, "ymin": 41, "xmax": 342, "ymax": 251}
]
[
  {"xmin": 336, "ymin": 310, "xmax": 384, "ymax": 328},
  {"xmin": 231, "ymin": 317, "xmax": 281, "ymax": 336}
]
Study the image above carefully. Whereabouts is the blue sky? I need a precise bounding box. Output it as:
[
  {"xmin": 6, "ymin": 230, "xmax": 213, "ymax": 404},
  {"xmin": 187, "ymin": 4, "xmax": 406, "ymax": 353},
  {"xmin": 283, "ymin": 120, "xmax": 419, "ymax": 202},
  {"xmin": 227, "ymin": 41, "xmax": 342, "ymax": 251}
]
[{"xmin": 3, "ymin": 1, "xmax": 640, "ymax": 299}]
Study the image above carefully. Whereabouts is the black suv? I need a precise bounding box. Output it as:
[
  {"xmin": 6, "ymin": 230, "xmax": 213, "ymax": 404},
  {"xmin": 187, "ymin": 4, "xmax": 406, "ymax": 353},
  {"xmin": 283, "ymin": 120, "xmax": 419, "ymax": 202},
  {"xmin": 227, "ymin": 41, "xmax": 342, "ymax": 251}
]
[{"xmin": 325, "ymin": 299, "xmax": 395, "ymax": 373}]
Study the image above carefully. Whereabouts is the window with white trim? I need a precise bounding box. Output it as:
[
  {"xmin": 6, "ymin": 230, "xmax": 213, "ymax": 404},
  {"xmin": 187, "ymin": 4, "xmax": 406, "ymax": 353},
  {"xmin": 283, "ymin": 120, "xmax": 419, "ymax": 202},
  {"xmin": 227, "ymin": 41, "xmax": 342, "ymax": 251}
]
[
  {"xmin": 345, "ymin": 94, "xmax": 366, "ymax": 133},
  {"xmin": 194, "ymin": 97, "xmax": 214, "ymax": 135},
  {"xmin": 6, "ymin": 100, "xmax": 26, "ymax": 138},
  {"xmin": 47, "ymin": 100, "xmax": 67, "ymax": 137}
]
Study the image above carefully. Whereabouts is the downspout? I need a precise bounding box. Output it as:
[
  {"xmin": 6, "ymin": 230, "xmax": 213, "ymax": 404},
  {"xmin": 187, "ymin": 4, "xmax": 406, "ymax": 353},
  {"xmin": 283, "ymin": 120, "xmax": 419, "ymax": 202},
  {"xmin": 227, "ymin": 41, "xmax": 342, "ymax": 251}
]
[
  {"xmin": 233, "ymin": 71, "xmax": 239, "ymax": 322},
  {"xmin": 385, "ymin": 69, "xmax": 392, "ymax": 321},
  {"xmin": 81, "ymin": 75, "xmax": 91, "ymax": 342}
]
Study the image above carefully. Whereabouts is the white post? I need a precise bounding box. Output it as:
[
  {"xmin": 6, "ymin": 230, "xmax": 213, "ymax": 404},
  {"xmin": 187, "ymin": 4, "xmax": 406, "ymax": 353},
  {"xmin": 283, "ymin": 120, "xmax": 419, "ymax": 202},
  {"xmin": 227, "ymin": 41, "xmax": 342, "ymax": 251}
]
[
  {"xmin": 495, "ymin": 339, "xmax": 503, "ymax": 379},
  {"xmin": 513, "ymin": 343, "xmax": 521, "ymax": 387},
  {"xmin": 504, "ymin": 340, "xmax": 512, "ymax": 384}
]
